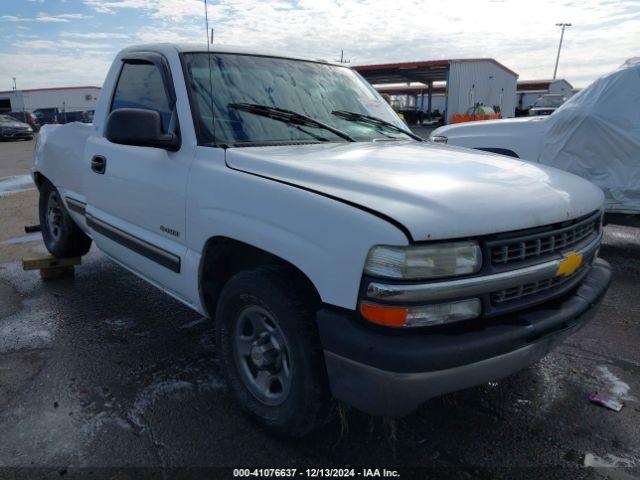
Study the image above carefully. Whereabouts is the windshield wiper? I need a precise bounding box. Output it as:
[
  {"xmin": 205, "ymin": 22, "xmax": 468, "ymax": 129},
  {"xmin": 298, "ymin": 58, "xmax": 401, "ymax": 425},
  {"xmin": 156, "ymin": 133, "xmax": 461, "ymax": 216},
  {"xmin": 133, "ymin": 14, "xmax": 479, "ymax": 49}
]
[
  {"xmin": 228, "ymin": 103, "xmax": 355, "ymax": 142},
  {"xmin": 331, "ymin": 110, "xmax": 423, "ymax": 142}
]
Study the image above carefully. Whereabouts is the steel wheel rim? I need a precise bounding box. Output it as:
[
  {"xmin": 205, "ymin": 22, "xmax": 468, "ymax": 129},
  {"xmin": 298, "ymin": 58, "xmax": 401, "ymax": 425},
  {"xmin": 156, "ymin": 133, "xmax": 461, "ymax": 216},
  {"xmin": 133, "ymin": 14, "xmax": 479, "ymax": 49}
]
[
  {"xmin": 233, "ymin": 305, "xmax": 292, "ymax": 406},
  {"xmin": 47, "ymin": 191, "xmax": 62, "ymax": 241}
]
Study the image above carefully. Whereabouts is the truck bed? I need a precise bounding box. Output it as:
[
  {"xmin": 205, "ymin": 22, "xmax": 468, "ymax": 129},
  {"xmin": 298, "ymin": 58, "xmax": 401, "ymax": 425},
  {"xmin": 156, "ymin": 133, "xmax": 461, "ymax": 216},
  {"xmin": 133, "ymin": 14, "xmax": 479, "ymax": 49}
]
[{"xmin": 34, "ymin": 122, "xmax": 92, "ymax": 195}]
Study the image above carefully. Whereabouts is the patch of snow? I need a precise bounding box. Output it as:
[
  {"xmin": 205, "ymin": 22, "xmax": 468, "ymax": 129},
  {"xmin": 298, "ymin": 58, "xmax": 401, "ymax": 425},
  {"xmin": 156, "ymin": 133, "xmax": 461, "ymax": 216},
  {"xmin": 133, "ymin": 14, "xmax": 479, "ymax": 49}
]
[
  {"xmin": 179, "ymin": 317, "xmax": 207, "ymax": 329},
  {"xmin": 0, "ymin": 320, "xmax": 52, "ymax": 353},
  {"xmin": 0, "ymin": 175, "xmax": 35, "ymax": 196},
  {"xmin": 598, "ymin": 366, "xmax": 635, "ymax": 401},
  {"xmin": 2, "ymin": 233, "xmax": 42, "ymax": 245},
  {"xmin": 104, "ymin": 318, "xmax": 134, "ymax": 330},
  {"xmin": 128, "ymin": 377, "xmax": 224, "ymax": 429}
]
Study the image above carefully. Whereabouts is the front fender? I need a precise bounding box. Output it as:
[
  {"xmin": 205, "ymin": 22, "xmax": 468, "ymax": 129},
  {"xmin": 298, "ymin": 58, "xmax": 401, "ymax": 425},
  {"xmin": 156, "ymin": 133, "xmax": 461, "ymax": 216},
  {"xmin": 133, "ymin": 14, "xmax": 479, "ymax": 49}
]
[{"xmin": 187, "ymin": 153, "xmax": 408, "ymax": 309}]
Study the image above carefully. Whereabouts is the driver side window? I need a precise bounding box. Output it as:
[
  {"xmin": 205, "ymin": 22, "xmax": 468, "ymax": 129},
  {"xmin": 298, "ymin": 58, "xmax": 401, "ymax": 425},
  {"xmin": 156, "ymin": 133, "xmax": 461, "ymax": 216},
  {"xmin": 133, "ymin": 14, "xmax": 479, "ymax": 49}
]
[{"xmin": 111, "ymin": 62, "xmax": 172, "ymax": 133}]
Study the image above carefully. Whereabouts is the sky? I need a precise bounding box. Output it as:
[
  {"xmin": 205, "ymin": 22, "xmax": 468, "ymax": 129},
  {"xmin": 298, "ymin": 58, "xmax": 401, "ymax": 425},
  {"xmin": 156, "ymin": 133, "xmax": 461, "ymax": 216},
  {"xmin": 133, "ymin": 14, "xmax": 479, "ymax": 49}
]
[{"xmin": 0, "ymin": 0, "xmax": 639, "ymax": 91}]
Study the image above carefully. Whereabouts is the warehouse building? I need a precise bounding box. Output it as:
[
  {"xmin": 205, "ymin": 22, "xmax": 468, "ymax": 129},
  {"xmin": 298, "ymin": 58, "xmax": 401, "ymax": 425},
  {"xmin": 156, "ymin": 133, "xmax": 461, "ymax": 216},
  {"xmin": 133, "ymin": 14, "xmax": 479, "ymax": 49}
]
[
  {"xmin": 516, "ymin": 79, "xmax": 574, "ymax": 109},
  {"xmin": 0, "ymin": 86, "xmax": 101, "ymax": 114},
  {"xmin": 353, "ymin": 58, "xmax": 518, "ymax": 124}
]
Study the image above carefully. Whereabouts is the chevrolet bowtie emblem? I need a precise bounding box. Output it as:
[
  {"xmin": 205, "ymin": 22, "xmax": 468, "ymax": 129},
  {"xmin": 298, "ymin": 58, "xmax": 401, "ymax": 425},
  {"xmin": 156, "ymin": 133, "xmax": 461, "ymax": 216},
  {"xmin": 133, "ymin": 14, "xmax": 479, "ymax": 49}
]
[{"xmin": 556, "ymin": 251, "xmax": 583, "ymax": 277}]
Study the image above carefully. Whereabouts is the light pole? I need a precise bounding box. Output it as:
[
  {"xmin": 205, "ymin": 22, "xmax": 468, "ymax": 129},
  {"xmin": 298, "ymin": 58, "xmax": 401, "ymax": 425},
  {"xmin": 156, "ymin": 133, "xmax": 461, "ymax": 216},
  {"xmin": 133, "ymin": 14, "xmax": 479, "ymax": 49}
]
[
  {"xmin": 335, "ymin": 50, "xmax": 350, "ymax": 64},
  {"xmin": 553, "ymin": 23, "xmax": 571, "ymax": 79}
]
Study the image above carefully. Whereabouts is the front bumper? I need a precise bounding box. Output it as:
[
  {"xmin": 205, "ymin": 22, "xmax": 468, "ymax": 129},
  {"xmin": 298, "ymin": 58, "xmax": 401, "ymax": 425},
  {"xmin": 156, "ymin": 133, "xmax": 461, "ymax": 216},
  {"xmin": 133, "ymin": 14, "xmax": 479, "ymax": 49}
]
[
  {"xmin": 0, "ymin": 129, "xmax": 33, "ymax": 139},
  {"xmin": 317, "ymin": 258, "xmax": 612, "ymax": 417}
]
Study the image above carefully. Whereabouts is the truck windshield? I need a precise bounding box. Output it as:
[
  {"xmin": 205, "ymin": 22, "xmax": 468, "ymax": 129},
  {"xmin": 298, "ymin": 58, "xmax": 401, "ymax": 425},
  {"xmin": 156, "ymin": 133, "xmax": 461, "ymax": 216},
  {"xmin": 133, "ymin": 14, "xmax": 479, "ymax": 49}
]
[
  {"xmin": 533, "ymin": 95, "xmax": 565, "ymax": 108},
  {"xmin": 182, "ymin": 52, "xmax": 413, "ymax": 146}
]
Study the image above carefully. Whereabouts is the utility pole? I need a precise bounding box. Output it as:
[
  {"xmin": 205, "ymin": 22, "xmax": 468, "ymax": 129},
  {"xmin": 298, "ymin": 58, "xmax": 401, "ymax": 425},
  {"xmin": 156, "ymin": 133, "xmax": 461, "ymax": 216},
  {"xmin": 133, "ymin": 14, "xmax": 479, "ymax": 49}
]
[
  {"xmin": 335, "ymin": 50, "xmax": 350, "ymax": 64},
  {"xmin": 553, "ymin": 23, "xmax": 571, "ymax": 79}
]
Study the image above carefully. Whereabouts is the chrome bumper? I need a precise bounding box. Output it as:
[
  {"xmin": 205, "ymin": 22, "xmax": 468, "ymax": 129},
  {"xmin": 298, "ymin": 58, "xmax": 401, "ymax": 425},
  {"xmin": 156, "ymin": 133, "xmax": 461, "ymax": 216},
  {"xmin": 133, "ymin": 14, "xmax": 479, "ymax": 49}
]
[{"xmin": 366, "ymin": 232, "xmax": 602, "ymax": 303}]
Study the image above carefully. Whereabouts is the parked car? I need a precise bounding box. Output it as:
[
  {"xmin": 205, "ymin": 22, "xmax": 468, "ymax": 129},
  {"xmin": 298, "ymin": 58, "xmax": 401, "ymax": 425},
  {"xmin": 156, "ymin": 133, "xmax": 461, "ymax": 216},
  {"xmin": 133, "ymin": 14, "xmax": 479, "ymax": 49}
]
[
  {"xmin": 33, "ymin": 108, "xmax": 95, "ymax": 125},
  {"xmin": 33, "ymin": 44, "xmax": 612, "ymax": 437},
  {"xmin": 528, "ymin": 94, "xmax": 566, "ymax": 116},
  {"xmin": 0, "ymin": 114, "xmax": 34, "ymax": 141},
  {"xmin": 430, "ymin": 58, "xmax": 640, "ymax": 216},
  {"xmin": 33, "ymin": 108, "xmax": 61, "ymax": 125},
  {"xmin": 6, "ymin": 111, "xmax": 40, "ymax": 132}
]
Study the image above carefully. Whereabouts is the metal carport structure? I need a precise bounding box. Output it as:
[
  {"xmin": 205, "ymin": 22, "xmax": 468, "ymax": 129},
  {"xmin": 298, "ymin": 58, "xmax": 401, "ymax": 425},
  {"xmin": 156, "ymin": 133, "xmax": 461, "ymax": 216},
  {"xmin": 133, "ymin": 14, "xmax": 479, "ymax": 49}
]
[{"xmin": 353, "ymin": 59, "xmax": 518, "ymax": 124}]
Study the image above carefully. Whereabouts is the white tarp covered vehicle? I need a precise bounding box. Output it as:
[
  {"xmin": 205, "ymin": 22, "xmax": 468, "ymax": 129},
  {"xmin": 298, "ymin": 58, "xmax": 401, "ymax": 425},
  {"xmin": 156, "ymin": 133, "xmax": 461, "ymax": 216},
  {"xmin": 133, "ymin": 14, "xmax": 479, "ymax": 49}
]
[{"xmin": 431, "ymin": 58, "xmax": 640, "ymax": 215}]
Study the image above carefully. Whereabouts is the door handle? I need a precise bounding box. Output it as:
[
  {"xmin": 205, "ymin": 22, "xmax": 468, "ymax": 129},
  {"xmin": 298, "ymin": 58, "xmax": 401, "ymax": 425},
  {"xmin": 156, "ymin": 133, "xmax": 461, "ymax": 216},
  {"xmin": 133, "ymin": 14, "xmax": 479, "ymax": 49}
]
[{"xmin": 91, "ymin": 155, "xmax": 106, "ymax": 174}]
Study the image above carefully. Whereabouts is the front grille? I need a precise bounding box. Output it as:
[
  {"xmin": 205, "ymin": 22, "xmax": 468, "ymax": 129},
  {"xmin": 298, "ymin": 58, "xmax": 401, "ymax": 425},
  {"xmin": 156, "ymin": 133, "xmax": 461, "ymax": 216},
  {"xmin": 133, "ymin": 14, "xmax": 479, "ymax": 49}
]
[
  {"xmin": 491, "ymin": 266, "xmax": 587, "ymax": 305},
  {"xmin": 490, "ymin": 212, "xmax": 600, "ymax": 266},
  {"xmin": 5, "ymin": 128, "xmax": 31, "ymax": 137}
]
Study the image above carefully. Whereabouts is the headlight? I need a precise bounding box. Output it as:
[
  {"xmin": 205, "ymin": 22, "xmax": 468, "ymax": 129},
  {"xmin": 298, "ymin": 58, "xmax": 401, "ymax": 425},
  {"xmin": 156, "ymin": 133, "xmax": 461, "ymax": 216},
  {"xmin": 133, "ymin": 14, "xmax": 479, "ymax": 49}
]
[
  {"xmin": 429, "ymin": 135, "xmax": 448, "ymax": 144},
  {"xmin": 365, "ymin": 241, "xmax": 482, "ymax": 280}
]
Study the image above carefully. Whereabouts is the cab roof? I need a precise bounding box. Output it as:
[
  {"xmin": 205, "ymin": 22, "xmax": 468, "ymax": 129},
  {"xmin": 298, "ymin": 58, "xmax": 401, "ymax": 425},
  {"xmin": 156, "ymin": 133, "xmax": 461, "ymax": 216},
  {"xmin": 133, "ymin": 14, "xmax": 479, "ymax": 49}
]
[{"xmin": 120, "ymin": 43, "xmax": 338, "ymax": 67}]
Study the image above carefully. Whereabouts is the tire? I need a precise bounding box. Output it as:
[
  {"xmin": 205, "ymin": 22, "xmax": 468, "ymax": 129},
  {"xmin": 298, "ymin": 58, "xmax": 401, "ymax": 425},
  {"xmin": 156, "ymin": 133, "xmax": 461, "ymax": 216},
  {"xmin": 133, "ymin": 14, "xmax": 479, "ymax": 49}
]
[
  {"xmin": 215, "ymin": 266, "xmax": 332, "ymax": 437},
  {"xmin": 39, "ymin": 180, "xmax": 92, "ymax": 258}
]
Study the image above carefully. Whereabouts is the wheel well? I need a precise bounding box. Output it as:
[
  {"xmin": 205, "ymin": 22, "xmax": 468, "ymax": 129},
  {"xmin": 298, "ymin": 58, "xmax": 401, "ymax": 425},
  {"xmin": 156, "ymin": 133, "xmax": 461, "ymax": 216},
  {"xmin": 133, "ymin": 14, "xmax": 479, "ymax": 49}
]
[
  {"xmin": 32, "ymin": 171, "xmax": 47, "ymax": 190},
  {"xmin": 199, "ymin": 236, "xmax": 322, "ymax": 318}
]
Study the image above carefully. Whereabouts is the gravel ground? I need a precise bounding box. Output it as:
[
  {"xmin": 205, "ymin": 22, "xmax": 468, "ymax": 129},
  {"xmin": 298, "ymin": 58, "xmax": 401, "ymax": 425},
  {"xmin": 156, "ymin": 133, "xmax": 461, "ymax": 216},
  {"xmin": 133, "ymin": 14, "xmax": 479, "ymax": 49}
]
[{"xmin": 0, "ymin": 137, "xmax": 639, "ymax": 479}]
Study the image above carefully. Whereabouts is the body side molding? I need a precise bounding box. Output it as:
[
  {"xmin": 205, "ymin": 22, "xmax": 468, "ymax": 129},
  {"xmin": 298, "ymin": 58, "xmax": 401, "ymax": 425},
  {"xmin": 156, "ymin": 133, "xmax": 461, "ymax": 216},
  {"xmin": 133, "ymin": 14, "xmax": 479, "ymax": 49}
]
[{"xmin": 85, "ymin": 213, "xmax": 181, "ymax": 273}]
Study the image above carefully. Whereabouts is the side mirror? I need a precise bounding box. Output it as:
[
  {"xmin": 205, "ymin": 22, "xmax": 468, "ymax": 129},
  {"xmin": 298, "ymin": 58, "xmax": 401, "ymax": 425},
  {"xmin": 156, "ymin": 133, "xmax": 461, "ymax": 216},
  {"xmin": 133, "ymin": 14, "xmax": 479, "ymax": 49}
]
[{"xmin": 105, "ymin": 108, "xmax": 180, "ymax": 151}]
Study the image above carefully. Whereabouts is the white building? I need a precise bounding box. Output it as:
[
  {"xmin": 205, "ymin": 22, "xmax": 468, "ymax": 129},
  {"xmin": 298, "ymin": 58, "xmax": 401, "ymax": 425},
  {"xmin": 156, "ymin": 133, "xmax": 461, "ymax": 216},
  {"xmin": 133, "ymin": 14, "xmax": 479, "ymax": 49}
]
[
  {"xmin": 354, "ymin": 58, "xmax": 518, "ymax": 124},
  {"xmin": 0, "ymin": 86, "xmax": 101, "ymax": 113},
  {"xmin": 516, "ymin": 79, "xmax": 574, "ymax": 109}
]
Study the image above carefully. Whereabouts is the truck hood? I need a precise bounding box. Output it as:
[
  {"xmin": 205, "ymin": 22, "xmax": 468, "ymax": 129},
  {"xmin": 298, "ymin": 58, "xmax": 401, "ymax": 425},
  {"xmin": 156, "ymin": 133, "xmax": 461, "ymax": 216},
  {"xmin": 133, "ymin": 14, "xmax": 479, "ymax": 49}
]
[{"xmin": 225, "ymin": 141, "xmax": 603, "ymax": 241}]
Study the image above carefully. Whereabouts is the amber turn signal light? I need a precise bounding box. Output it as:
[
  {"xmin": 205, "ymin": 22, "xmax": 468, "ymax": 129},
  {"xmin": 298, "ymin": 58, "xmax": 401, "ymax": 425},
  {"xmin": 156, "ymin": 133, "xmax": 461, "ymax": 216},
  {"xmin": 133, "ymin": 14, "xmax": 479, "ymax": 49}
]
[{"xmin": 359, "ymin": 302, "xmax": 408, "ymax": 327}]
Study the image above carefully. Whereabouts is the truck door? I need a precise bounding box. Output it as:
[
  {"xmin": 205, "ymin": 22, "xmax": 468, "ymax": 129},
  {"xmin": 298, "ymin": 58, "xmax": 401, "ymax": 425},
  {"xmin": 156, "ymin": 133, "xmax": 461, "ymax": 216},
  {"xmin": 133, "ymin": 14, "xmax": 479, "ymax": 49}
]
[{"xmin": 84, "ymin": 53, "xmax": 195, "ymax": 305}]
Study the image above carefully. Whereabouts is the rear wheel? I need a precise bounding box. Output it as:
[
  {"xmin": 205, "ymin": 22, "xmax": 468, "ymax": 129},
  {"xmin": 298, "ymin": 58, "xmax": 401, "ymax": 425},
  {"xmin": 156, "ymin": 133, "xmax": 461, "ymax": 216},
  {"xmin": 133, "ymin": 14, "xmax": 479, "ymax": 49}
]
[
  {"xmin": 39, "ymin": 180, "xmax": 92, "ymax": 258},
  {"xmin": 215, "ymin": 266, "xmax": 332, "ymax": 437}
]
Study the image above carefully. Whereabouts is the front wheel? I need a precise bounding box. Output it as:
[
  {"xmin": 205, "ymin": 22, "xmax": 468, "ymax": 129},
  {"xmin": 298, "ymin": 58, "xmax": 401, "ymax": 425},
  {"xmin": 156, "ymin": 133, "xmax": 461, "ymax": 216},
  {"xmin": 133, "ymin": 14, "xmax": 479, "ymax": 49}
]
[
  {"xmin": 215, "ymin": 266, "xmax": 332, "ymax": 437},
  {"xmin": 39, "ymin": 179, "xmax": 92, "ymax": 258}
]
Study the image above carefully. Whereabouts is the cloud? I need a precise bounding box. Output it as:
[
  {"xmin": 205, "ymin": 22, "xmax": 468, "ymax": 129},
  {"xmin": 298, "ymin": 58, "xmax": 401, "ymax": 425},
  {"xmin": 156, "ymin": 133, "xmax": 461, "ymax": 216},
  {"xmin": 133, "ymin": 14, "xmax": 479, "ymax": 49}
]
[
  {"xmin": 93, "ymin": 0, "xmax": 637, "ymax": 86},
  {"xmin": 34, "ymin": 16, "xmax": 70, "ymax": 23},
  {"xmin": 36, "ymin": 12, "xmax": 93, "ymax": 22},
  {"xmin": 0, "ymin": 52, "xmax": 110, "ymax": 88},
  {"xmin": 83, "ymin": 0, "xmax": 203, "ymax": 20},
  {"xmin": 13, "ymin": 39, "xmax": 113, "ymax": 50},
  {"xmin": 55, "ymin": 13, "xmax": 92, "ymax": 19},
  {"xmin": 3, "ymin": 0, "xmax": 640, "ymax": 88},
  {"xmin": 0, "ymin": 15, "xmax": 31, "ymax": 22},
  {"xmin": 1, "ymin": 13, "xmax": 93, "ymax": 23},
  {"xmin": 60, "ymin": 32, "xmax": 131, "ymax": 39}
]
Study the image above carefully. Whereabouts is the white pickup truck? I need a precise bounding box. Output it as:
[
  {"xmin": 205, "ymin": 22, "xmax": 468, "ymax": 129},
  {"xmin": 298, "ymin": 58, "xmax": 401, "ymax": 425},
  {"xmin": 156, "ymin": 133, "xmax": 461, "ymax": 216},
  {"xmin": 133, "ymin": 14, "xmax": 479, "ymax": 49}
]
[{"xmin": 33, "ymin": 43, "xmax": 612, "ymax": 437}]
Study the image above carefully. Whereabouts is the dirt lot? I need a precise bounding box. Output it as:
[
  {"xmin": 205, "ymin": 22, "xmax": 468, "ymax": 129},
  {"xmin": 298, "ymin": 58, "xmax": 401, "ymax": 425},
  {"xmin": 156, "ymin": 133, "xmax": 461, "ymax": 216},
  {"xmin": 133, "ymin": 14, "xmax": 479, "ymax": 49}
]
[
  {"xmin": 0, "ymin": 138, "xmax": 41, "ymax": 263},
  {"xmin": 0, "ymin": 137, "xmax": 639, "ymax": 478}
]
